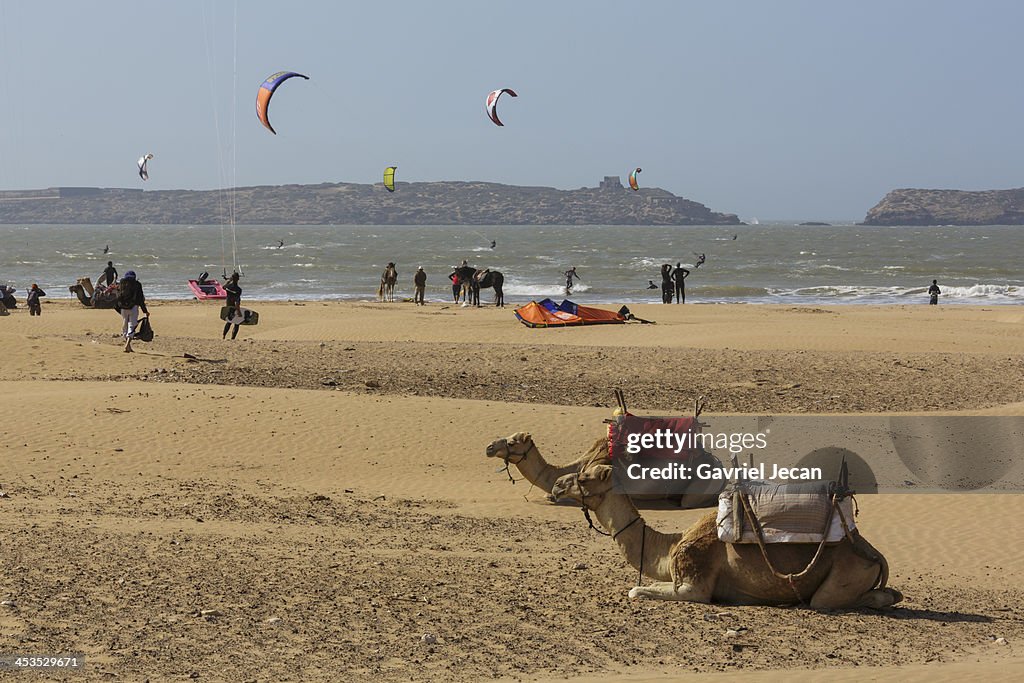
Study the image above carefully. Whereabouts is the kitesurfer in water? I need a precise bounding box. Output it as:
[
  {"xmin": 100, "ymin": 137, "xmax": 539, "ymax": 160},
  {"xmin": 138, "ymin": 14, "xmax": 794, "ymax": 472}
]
[
  {"xmin": 564, "ymin": 267, "xmax": 580, "ymax": 294},
  {"xmin": 277, "ymin": 240, "xmax": 285, "ymax": 249},
  {"xmin": 222, "ymin": 272, "xmax": 243, "ymax": 340},
  {"xmin": 646, "ymin": 280, "xmax": 658, "ymax": 290},
  {"xmin": 490, "ymin": 240, "xmax": 496, "ymax": 249},
  {"xmin": 103, "ymin": 245, "xmax": 110, "ymax": 254},
  {"xmin": 672, "ymin": 262, "xmax": 691, "ymax": 303},
  {"xmin": 693, "ymin": 253, "xmax": 706, "ymax": 269}
]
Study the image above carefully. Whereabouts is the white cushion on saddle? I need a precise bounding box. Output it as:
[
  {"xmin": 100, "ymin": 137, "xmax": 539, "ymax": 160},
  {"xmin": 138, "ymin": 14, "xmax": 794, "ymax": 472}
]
[{"xmin": 716, "ymin": 481, "xmax": 856, "ymax": 544}]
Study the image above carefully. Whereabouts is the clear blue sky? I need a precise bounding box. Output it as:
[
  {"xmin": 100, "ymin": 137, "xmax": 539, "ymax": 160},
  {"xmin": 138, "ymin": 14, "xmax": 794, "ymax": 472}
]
[{"xmin": 1, "ymin": 0, "xmax": 1022, "ymax": 220}]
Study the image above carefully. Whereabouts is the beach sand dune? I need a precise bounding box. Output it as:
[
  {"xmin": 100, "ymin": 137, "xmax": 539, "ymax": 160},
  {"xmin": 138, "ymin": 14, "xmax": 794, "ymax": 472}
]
[{"xmin": 1, "ymin": 302, "xmax": 1021, "ymax": 680}]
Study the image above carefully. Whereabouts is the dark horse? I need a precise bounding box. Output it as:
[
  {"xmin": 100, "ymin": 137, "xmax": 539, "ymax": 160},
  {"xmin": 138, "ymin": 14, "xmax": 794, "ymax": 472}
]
[{"xmin": 456, "ymin": 266, "xmax": 504, "ymax": 307}]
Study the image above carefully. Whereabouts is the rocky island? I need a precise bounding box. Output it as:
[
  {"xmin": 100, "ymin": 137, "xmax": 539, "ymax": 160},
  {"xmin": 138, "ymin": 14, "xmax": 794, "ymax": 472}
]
[
  {"xmin": 0, "ymin": 176, "xmax": 740, "ymax": 226},
  {"xmin": 864, "ymin": 187, "xmax": 1024, "ymax": 225}
]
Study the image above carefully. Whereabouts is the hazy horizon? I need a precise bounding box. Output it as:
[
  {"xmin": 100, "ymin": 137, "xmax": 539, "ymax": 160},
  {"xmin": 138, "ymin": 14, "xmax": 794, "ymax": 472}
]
[{"xmin": 1, "ymin": 0, "xmax": 1022, "ymax": 221}]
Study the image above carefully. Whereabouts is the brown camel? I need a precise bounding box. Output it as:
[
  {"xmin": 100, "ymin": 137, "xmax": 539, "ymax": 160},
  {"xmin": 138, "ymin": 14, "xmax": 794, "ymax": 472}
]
[
  {"xmin": 551, "ymin": 463, "xmax": 903, "ymax": 609},
  {"xmin": 485, "ymin": 432, "xmax": 609, "ymax": 496},
  {"xmin": 484, "ymin": 432, "xmax": 721, "ymax": 508},
  {"xmin": 377, "ymin": 263, "xmax": 398, "ymax": 302}
]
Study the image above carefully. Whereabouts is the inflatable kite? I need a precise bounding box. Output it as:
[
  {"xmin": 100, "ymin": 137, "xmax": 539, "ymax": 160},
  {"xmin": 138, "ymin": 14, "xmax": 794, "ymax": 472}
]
[
  {"xmin": 256, "ymin": 71, "xmax": 309, "ymax": 135},
  {"xmin": 383, "ymin": 166, "xmax": 397, "ymax": 192},
  {"xmin": 137, "ymin": 154, "xmax": 153, "ymax": 181},
  {"xmin": 485, "ymin": 88, "xmax": 517, "ymax": 127},
  {"xmin": 629, "ymin": 167, "xmax": 642, "ymax": 191}
]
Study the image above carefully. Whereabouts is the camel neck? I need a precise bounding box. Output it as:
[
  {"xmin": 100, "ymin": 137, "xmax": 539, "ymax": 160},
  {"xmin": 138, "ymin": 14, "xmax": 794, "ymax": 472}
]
[
  {"xmin": 594, "ymin": 494, "xmax": 679, "ymax": 582},
  {"xmin": 514, "ymin": 442, "xmax": 586, "ymax": 494}
]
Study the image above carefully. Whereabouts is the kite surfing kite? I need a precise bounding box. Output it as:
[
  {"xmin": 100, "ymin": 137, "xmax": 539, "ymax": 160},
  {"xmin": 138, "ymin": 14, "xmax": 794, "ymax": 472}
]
[
  {"xmin": 137, "ymin": 154, "xmax": 154, "ymax": 181},
  {"xmin": 383, "ymin": 166, "xmax": 397, "ymax": 192},
  {"xmin": 629, "ymin": 167, "xmax": 642, "ymax": 191},
  {"xmin": 485, "ymin": 88, "xmax": 518, "ymax": 127},
  {"xmin": 256, "ymin": 71, "xmax": 309, "ymax": 135}
]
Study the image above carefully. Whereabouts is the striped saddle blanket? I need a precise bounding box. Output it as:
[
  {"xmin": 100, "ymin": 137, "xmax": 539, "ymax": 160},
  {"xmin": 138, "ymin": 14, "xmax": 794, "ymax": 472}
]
[{"xmin": 716, "ymin": 481, "xmax": 856, "ymax": 544}]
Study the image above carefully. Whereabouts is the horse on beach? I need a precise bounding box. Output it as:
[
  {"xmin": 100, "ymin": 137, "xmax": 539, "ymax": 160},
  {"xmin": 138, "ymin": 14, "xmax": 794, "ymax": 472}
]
[{"xmin": 456, "ymin": 265, "xmax": 504, "ymax": 307}]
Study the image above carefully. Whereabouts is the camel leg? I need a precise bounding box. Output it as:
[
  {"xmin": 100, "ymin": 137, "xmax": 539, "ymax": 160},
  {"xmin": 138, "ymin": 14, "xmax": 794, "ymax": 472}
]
[
  {"xmin": 807, "ymin": 545, "xmax": 899, "ymax": 609},
  {"xmin": 628, "ymin": 581, "xmax": 713, "ymax": 602}
]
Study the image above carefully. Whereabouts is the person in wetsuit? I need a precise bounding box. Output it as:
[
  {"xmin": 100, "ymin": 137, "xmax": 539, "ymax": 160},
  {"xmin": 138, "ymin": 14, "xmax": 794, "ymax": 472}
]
[{"xmin": 672, "ymin": 262, "xmax": 690, "ymax": 303}]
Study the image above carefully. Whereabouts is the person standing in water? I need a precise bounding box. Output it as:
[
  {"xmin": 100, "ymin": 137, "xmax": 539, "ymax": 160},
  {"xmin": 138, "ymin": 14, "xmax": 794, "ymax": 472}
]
[
  {"xmin": 564, "ymin": 267, "xmax": 580, "ymax": 294},
  {"xmin": 102, "ymin": 261, "xmax": 118, "ymax": 287},
  {"xmin": 413, "ymin": 266, "xmax": 427, "ymax": 306},
  {"xmin": 222, "ymin": 272, "xmax": 243, "ymax": 340},
  {"xmin": 672, "ymin": 262, "xmax": 691, "ymax": 303},
  {"xmin": 928, "ymin": 279, "xmax": 941, "ymax": 305},
  {"xmin": 659, "ymin": 264, "xmax": 673, "ymax": 304},
  {"xmin": 26, "ymin": 284, "xmax": 45, "ymax": 316}
]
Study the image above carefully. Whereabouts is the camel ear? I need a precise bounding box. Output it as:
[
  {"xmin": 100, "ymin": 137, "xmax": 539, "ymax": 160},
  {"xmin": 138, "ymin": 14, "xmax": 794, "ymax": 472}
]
[
  {"xmin": 593, "ymin": 464, "xmax": 614, "ymax": 481},
  {"xmin": 510, "ymin": 432, "xmax": 531, "ymax": 444}
]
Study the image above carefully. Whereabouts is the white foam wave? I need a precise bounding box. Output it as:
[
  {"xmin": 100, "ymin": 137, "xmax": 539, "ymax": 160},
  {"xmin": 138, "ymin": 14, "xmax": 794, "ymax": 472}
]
[{"xmin": 503, "ymin": 281, "xmax": 592, "ymax": 297}]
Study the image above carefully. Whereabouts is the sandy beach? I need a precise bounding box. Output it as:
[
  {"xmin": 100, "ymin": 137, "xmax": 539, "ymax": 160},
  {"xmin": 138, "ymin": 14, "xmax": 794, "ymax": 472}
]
[{"xmin": 2, "ymin": 300, "xmax": 1022, "ymax": 681}]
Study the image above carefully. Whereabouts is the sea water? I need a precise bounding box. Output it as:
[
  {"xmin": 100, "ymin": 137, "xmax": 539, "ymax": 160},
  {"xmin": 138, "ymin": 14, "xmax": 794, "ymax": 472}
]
[{"xmin": 2, "ymin": 223, "xmax": 1022, "ymax": 305}]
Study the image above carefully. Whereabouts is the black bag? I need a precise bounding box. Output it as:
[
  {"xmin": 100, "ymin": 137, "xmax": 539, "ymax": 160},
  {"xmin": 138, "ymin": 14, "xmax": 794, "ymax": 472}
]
[{"xmin": 135, "ymin": 316, "xmax": 154, "ymax": 342}]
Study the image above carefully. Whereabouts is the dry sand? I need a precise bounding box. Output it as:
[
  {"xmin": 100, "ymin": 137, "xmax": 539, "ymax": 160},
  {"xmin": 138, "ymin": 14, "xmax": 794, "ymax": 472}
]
[{"xmin": 1, "ymin": 300, "xmax": 1022, "ymax": 681}]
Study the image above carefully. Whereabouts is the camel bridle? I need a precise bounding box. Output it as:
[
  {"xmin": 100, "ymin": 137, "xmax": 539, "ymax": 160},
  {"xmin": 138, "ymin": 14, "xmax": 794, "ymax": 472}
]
[
  {"xmin": 570, "ymin": 471, "xmax": 647, "ymax": 587},
  {"xmin": 496, "ymin": 436, "xmax": 534, "ymax": 484}
]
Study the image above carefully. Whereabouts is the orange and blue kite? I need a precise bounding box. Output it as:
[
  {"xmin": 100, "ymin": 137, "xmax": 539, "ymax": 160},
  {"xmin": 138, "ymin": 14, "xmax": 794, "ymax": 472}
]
[{"xmin": 256, "ymin": 71, "xmax": 309, "ymax": 135}]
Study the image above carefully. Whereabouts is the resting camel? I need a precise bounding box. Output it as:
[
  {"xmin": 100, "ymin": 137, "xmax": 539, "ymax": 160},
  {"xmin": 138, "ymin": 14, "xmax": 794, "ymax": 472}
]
[
  {"xmin": 485, "ymin": 432, "xmax": 721, "ymax": 508},
  {"xmin": 377, "ymin": 263, "xmax": 397, "ymax": 302},
  {"xmin": 551, "ymin": 463, "xmax": 902, "ymax": 609}
]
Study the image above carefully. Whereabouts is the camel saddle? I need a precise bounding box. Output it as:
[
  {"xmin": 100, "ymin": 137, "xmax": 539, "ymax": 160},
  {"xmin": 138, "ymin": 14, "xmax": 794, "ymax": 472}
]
[{"xmin": 716, "ymin": 480, "xmax": 856, "ymax": 545}]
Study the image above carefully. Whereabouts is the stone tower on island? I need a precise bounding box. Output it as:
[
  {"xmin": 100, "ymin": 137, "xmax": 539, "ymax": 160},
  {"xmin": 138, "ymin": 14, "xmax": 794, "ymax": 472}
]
[{"xmin": 599, "ymin": 176, "xmax": 623, "ymax": 190}]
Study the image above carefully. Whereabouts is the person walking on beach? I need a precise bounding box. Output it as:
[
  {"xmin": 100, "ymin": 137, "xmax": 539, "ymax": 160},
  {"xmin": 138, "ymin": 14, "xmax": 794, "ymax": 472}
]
[
  {"xmin": 222, "ymin": 272, "xmax": 243, "ymax": 340},
  {"xmin": 414, "ymin": 266, "xmax": 427, "ymax": 306},
  {"xmin": 564, "ymin": 267, "xmax": 580, "ymax": 294},
  {"xmin": 102, "ymin": 261, "xmax": 118, "ymax": 287},
  {"xmin": 116, "ymin": 271, "xmax": 149, "ymax": 353},
  {"xmin": 26, "ymin": 284, "xmax": 45, "ymax": 316},
  {"xmin": 672, "ymin": 262, "xmax": 691, "ymax": 303},
  {"xmin": 928, "ymin": 279, "xmax": 941, "ymax": 305},
  {"xmin": 659, "ymin": 264, "xmax": 673, "ymax": 304}
]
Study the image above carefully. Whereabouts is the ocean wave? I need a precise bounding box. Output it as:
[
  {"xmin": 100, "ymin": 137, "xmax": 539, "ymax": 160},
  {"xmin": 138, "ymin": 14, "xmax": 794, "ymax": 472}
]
[{"xmin": 503, "ymin": 281, "xmax": 592, "ymax": 297}]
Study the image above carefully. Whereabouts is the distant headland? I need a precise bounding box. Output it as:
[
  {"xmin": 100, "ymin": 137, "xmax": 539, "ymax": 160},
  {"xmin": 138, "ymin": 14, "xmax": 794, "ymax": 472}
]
[
  {"xmin": 864, "ymin": 187, "xmax": 1024, "ymax": 225},
  {"xmin": 0, "ymin": 177, "xmax": 741, "ymax": 226}
]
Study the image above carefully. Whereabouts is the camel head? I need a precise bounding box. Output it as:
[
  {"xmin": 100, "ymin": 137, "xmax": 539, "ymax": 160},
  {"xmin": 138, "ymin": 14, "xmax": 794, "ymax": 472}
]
[
  {"xmin": 485, "ymin": 432, "xmax": 534, "ymax": 462},
  {"xmin": 551, "ymin": 463, "xmax": 615, "ymax": 507}
]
